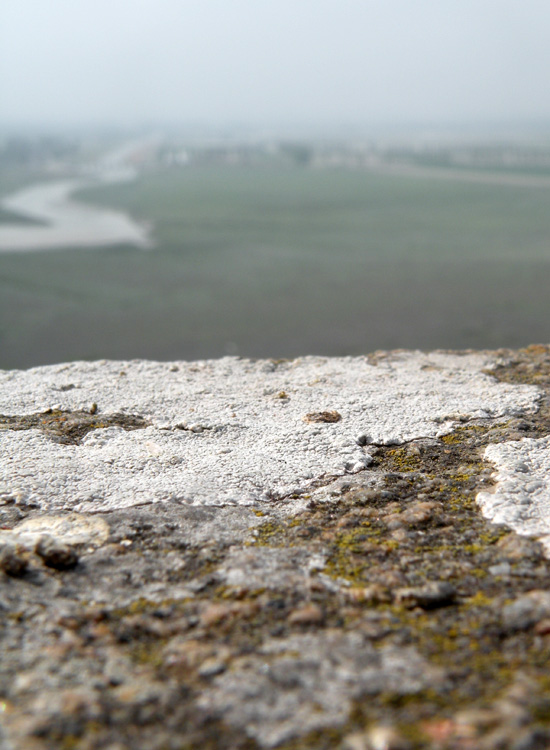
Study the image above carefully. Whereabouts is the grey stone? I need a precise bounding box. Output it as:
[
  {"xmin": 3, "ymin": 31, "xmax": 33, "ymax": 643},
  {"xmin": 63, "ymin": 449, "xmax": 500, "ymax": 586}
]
[
  {"xmin": 199, "ymin": 631, "xmax": 445, "ymax": 747},
  {"xmin": 502, "ymin": 590, "xmax": 550, "ymax": 632}
]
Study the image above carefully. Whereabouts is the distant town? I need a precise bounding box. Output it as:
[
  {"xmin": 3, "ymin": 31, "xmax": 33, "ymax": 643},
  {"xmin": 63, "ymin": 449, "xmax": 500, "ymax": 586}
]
[{"xmin": 3, "ymin": 127, "xmax": 550, "ymax": 183}]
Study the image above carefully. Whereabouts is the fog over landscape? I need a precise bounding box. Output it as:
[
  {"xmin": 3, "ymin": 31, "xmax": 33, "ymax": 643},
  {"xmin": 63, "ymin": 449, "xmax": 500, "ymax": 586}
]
[
  {"xmin": 2, "ymin": 0, "xmax": 550, "ymax": 128},
  {"xmin": 2, "ymin": 1, "xmax": 550, "ymax": 367}
]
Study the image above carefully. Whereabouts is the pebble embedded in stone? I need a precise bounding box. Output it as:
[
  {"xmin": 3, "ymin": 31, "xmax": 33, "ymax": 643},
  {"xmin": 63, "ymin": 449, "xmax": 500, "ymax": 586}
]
[
  {"xmin": 35, "ymin": 535, "xmax": 79, "ymax": 570},
  {"xmin": 533, "ymin": 618, "xmax": 550, "ymax": 636},
  {"xmin": 343, "ymin": 728, "xmax": 411, "ymax": 750},
  {"xmin": 0, "ymin": 514, "xmax": 110, "ymax": 551},
  {"xmin": 399, "ymin": 501, "xmax": 440, "ymax": 527},
  {"xmin": 198, "ymin": 658, "xmax": 228, "ymax": 678},
  {"xmin": 287, "ymin": 604, "xmax": 324, "ymax": 626},
  {"xmin": 488, "ymin": 562, "xmax": 511, "ymax": 577},
  {"xmin": 303, "ymin": 410, "xmax": 342, "ymax": 423},
  {"xmin": 200, "ymin": 603, "xmax": 234, "ymax": 628},
  {"xmin": 496, "ymin": 534, "xmax": 543, "ymax": 561},
  {"xmin": 394, "ymin": 581, "xmax": 456, "ymax": 610},
  {"xmin": 346, "ymin": 586, "xmax": 392, "ymax": 605},
  {"xmin": 0, "ymin": 543, "xmax": 27, "ymax": 577}
]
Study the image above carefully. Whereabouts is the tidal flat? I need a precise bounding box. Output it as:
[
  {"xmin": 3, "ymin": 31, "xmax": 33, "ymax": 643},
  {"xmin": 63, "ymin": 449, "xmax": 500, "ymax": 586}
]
[{"xmin": 2, "ymin": 164, "xmax": 550, "ymax": 368}]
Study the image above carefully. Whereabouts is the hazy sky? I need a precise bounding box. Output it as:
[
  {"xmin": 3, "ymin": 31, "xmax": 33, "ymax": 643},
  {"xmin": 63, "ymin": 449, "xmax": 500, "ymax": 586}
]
[{"xmin": 2, "ymin": 0, "xmax": 550, "ymax": 128}]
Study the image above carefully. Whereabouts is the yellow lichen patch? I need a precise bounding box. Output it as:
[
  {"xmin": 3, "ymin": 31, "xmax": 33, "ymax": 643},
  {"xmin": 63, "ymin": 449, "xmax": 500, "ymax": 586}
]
[
  {"xmin": 376, "ymin": 446, "xmax": 423, "ymax": 473},
  {"xmin": 466, "ymin": 591, "xmax": 494, "ymax": 608},
  {"xmin": 252, "ymin": 519, "xmax": 287, "ymax": 546}
]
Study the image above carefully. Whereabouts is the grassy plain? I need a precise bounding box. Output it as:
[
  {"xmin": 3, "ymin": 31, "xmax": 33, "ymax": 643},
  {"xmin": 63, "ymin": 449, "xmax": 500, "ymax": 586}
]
[{"xmin": 1, "ymin": 164, "xmax": 550, "ymax": 368}]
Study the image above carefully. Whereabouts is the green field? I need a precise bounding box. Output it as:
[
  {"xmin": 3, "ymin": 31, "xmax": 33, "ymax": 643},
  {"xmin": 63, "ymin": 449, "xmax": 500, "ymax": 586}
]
[{"xmin": 1, "ymin": 164, "xmax": 550, "ymax": 369}]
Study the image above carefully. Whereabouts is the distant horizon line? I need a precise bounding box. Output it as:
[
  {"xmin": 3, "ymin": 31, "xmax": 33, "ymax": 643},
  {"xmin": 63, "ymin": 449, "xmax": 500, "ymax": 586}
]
[{"xmin": 3, "ymin": 117, "xmax": 550, "ymax": 133}]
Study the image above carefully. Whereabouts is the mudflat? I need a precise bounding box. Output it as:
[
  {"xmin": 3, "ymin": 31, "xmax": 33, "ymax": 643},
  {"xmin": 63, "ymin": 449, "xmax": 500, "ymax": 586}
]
[{"xmin": 2, "ymin": 165, "xmax": 550, "ymax": 369}]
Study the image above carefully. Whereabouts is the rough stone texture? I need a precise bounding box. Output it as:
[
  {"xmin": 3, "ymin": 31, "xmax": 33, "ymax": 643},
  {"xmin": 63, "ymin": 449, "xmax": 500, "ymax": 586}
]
[
  {"xmin": 2, "ymin": 347, "xmax": 550, "ymax": 750},
  {"xmin": 0, "ymin": 352, "xmax": 540, "ymax": 511},
  {"xmin": 478, "ymin": 436, "xmax": 550, "ymax": 553},
  {"xmin": 501, "ymin": 590, "xmax": 550, "ymax": 632},
  {"xmin": 0, "ymin": 514, "xmax": 110, "ymax": 550},
  {"xmin": 216, "ymin": 546, "xmax": 328, "ymax": 592},
  {"xmin": 198, "ymin": 633, "xmax": 445, "ymax": 748}
]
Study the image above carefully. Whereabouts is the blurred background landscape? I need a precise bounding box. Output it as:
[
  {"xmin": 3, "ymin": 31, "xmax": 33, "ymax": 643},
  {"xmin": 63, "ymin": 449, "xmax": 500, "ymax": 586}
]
[{"xmin": 2, "ymin": 1, "xmax": 550, "ymax": 369}]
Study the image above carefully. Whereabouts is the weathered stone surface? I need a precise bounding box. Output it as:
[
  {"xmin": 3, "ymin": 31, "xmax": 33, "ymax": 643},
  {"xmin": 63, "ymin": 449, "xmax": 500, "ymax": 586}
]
[
  {"xmin": 0, "ymin": 352, "xmax": 539, "ymax": 511},
  {"xmin": 1, "ymin": 346, "xmax": 550, "ymax": 749},
  {"xmin": 0, "ymin": 513, "xmax": 110, "ymax": 550},
  {"xmin": 216, "ymin": 546, "xmax": 328, "ymax": 592},
  {"xmin": 198, "ymin": 632, "xmax": 444, "ymax": 747},
  {"xmin": 478, "ymin": 436, "xmax": 550, "ymax": 553},
  {"xmin": 502, "ymin": 590, "xmax": 550, "ymax": 632}
]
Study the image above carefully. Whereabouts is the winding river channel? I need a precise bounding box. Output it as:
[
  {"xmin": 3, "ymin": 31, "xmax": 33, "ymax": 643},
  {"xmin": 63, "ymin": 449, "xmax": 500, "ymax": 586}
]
[{"xmin": 0, "ymin": 146, "xmax": 153, "ymax": 252}]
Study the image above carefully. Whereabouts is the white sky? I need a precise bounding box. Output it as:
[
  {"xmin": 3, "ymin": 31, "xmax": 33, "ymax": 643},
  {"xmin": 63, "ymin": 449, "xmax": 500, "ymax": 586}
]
[{"xmin": 1, "ymin": 0, "xmax": 550, "ymax": 128}]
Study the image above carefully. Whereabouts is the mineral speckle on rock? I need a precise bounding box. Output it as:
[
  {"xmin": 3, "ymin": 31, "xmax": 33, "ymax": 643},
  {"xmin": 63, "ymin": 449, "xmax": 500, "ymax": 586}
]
[{"xmin": 303, "ymin": 410, "xmax": 342, "ymax": 423}]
